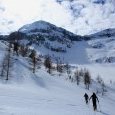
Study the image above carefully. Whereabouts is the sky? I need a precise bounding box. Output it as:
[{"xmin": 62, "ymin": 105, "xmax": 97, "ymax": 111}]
[{"xmin": 0, "ymin": 0, "xmax": 115, "ymax": 35}]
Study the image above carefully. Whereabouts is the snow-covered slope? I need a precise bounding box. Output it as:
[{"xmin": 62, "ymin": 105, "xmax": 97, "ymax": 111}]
[
  {"xmin": 18, "ymin": 21, "xmax": 88, "ymax": 64},
  {"xmin": 0, "ymin": 40, "xmax": 115, "ymax": 115},
  {"xmin": 5, "ymin": 21, "xmax": 115, "ymax": 84},
  {"xmin": 16, "ymin": 22, "xmax": 115, "ymax": 84},
  {"xmin": 0, "ymin": 20, "xmax": 109, "ymax": 65},
  {"xmin": 87, "ymin": 28, "xmax": 115, "ymax": 63},
  {"xmin": 0, "ymin": 19, "xmax": 115, "ymax": 114},
  {"xmin": 18, "ymin": 21, "xmax": 115, "ymax": 64}
]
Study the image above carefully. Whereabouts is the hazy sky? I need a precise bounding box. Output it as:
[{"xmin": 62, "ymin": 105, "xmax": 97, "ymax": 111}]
[{"xmin": 0, "ymin": 0, "xmax": 115, "ymax": 35}]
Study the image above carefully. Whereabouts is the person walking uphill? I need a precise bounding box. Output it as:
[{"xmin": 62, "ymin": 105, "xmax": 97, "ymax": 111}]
[
  {"xmin": 84, "ymin": 93, "xmax": 89, "ymax": 104},
  {"xmin": 89, "ymin": 92, "xmax": 99, "ymax": 111}
]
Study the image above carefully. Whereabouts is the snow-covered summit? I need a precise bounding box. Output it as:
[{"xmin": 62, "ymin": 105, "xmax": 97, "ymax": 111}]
[
  {"xmin": 19, "ymin": 20, "xmax": 83, "ymax": 42},
  {"xmin": 19, "ymin": 20, "xmax": 56, "ymax": 33}
]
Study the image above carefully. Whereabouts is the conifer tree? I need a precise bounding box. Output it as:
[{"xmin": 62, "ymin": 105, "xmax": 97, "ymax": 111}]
[{"xmin": 84, "ymin": 70, "xmax": 91, "ymax": 90}]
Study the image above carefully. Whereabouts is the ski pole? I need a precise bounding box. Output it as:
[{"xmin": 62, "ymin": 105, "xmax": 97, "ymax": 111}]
[{"xmin": 98, "ymin": 102, "xmax": 101, "ymax": 112}]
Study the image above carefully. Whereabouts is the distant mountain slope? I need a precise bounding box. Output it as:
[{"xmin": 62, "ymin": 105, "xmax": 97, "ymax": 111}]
[
  {"xmin": 89, "ymin": 28, "xmax": 115, "ymax": 38},
  {"xmin": 19, "ymin": 20, "xmax": 83, "ymax": 42},
  {"xmin": 16, "ymin": 20, "xmax": 90, "ymax": 64},
  {"xmin": 2, "ymin": 20, "xmax": 115, "ymax": 64},
  {"xmin": 87, "ymin": 28, "xmax": 115, "ymax": 63}
]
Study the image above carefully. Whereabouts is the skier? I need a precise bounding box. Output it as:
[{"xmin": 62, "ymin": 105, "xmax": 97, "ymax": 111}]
[
  {"xmin": 84, "ymin": 93, "xmax": 89, "ymax": 104},
  {"xmin": 89, "ymin": 92, "xmax": 99, "ymax": 111}
]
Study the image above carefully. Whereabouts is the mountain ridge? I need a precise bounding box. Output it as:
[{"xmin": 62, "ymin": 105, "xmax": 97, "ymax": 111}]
[
  {"xmin": 19, "ymin": 20, "xmax": 84, "ymax": 41},
  {"xmin": 15, "ymin": 20, "xmax": 115, "ymax": 41},
  {"xmin": 1, "ymin": 20, "xmax": 115, "ymax": 41}
]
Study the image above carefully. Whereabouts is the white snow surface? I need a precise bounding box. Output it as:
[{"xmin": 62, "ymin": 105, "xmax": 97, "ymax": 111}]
[
  {"xmin": 19, "ymin": 21, "xmax": 53, "ymax": 33},
  {"xmin": 0, "ymin": 37, "xmax": 115, "ymax": 115},
  {"xmin": 18, "ymin": 28, "xmax": 115, "ymax": 83}
]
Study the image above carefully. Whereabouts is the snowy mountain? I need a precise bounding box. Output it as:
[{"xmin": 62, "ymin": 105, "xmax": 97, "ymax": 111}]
[
  {"xmin": 19, "ymin": 21, "xmax": 115, "ymax": 64},
  {"xmin": 86, "ymin": 28, "xmax": 115, "ymax": 63},
  {"xmin": 19, "ymin": 20, "xmax": 83, "ymax": 41},
  {"xmin": 3, "ymin": 20, "xmax": 114, "ymax": 64},
  {"xmin": 17, "ymin": 21, "xmax": 88, "ymax": 63}
]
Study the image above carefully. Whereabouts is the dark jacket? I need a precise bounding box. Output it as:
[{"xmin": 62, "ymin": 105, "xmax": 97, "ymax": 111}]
[{"xmin": 89, "ymin": 93, "xmax": 99, "ymax": 104}]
